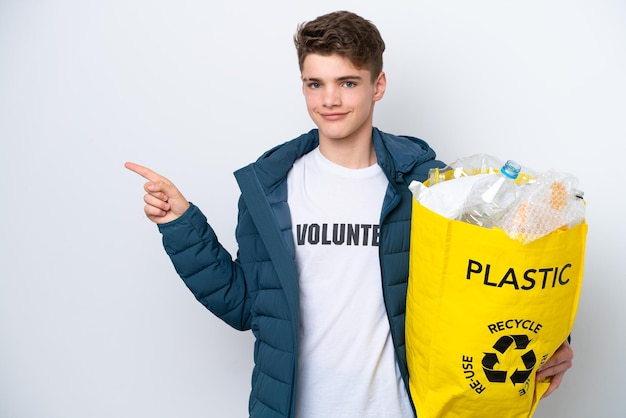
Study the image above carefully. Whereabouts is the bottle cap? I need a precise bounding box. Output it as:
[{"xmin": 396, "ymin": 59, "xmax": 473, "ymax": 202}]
[{"xmin": 501, "ymin": 160, "xmax": 521, "ymax": 179}]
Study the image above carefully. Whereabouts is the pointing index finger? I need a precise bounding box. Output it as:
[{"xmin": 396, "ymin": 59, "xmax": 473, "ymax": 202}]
[{"xmin": 124, "ymin": 161, "xmax": 166, "ymax": 182}]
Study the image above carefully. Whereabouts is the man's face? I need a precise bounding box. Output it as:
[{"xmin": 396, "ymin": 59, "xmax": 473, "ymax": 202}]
[{"xmin": 301, "ymin": 53, "xmax": 385, "ymax": 144}]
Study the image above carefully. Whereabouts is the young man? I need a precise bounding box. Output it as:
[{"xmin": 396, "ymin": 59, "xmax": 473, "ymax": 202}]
[{"xmin": 126, "ymin": 10, "xmax": 573, "ymax": 418}]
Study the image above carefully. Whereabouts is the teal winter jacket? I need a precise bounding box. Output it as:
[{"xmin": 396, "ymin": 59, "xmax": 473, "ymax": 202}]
[{"xmin": 157, "ymin": 128, "xmax": 444, "ymax": 418}]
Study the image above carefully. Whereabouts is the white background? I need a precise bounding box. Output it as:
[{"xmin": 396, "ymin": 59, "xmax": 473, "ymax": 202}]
[{"xmin": 1, "ymin": 1, "xmax": 624, "ymax": 417}]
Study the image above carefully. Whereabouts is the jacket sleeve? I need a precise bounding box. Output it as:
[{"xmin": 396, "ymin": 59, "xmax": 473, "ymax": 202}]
[{"xmin": 157, "ymin": 203, "xmax": 251, "ymax": 331}]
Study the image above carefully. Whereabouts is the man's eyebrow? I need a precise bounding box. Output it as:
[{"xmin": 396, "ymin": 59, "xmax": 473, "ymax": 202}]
[{"xmin": 337, "ymin": 75, "xmax": 363, "ymax": 81}]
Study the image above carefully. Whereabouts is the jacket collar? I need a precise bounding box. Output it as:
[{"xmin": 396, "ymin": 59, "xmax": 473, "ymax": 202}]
[
  {"xmin": 373, "ymin": 128, "xmax": 437, "ymax": 185},
  {"xmin": 241, "ymin": 127, "xmax": 436, "ymax": 190}
]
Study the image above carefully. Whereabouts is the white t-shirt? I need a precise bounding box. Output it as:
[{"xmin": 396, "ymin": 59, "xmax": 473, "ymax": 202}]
[{"xmin": 288, "ymin": 147, "xmax": 413, "ymax": 418}]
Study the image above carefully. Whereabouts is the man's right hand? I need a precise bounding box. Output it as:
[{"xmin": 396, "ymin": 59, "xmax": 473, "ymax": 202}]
[{"xmin": 125, "ymin": 162, "xmax": 191, "ymax": 224}]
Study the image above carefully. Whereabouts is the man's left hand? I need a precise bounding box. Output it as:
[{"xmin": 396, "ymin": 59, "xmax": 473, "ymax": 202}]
[{"xmin": 536, "ymin": 339, "xmax": 574, "ymax": 398}]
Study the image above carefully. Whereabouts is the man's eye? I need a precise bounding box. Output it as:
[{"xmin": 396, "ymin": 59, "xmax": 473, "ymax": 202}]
[
  {"xmin": 344, "ymin": 81, "xmax": 356, "ymax": 88},
  {"xmin": 309, "ymin": 82, "xmax": 320, "ymax": 89}
]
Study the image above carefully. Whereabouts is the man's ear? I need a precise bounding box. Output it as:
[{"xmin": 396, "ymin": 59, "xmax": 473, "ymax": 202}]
[{"xmin": 373, "ymin": 71, "xmax": 386, "ymax": 101}]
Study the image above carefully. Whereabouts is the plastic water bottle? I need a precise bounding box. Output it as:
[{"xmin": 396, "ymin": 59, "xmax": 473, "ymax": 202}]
[{"xmin": 458, "ymin": 160, "xmax": 521, "ymax": 228}]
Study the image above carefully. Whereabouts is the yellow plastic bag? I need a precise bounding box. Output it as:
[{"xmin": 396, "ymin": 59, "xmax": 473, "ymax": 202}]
[{"xmin": 406, "ymin": 200, "xmax": 587, "ymax": 418}]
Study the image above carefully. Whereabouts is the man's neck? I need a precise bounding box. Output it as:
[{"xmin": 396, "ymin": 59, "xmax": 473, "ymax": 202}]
[{"xmin": 318, "ymin": 134, "xmax": 376, "ymax": 169}]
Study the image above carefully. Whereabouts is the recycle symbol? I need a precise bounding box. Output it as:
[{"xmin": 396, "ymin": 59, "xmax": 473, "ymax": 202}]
[{"xmin": 482, "ymin": 334, "xmax": 536, "ymax": 385}]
